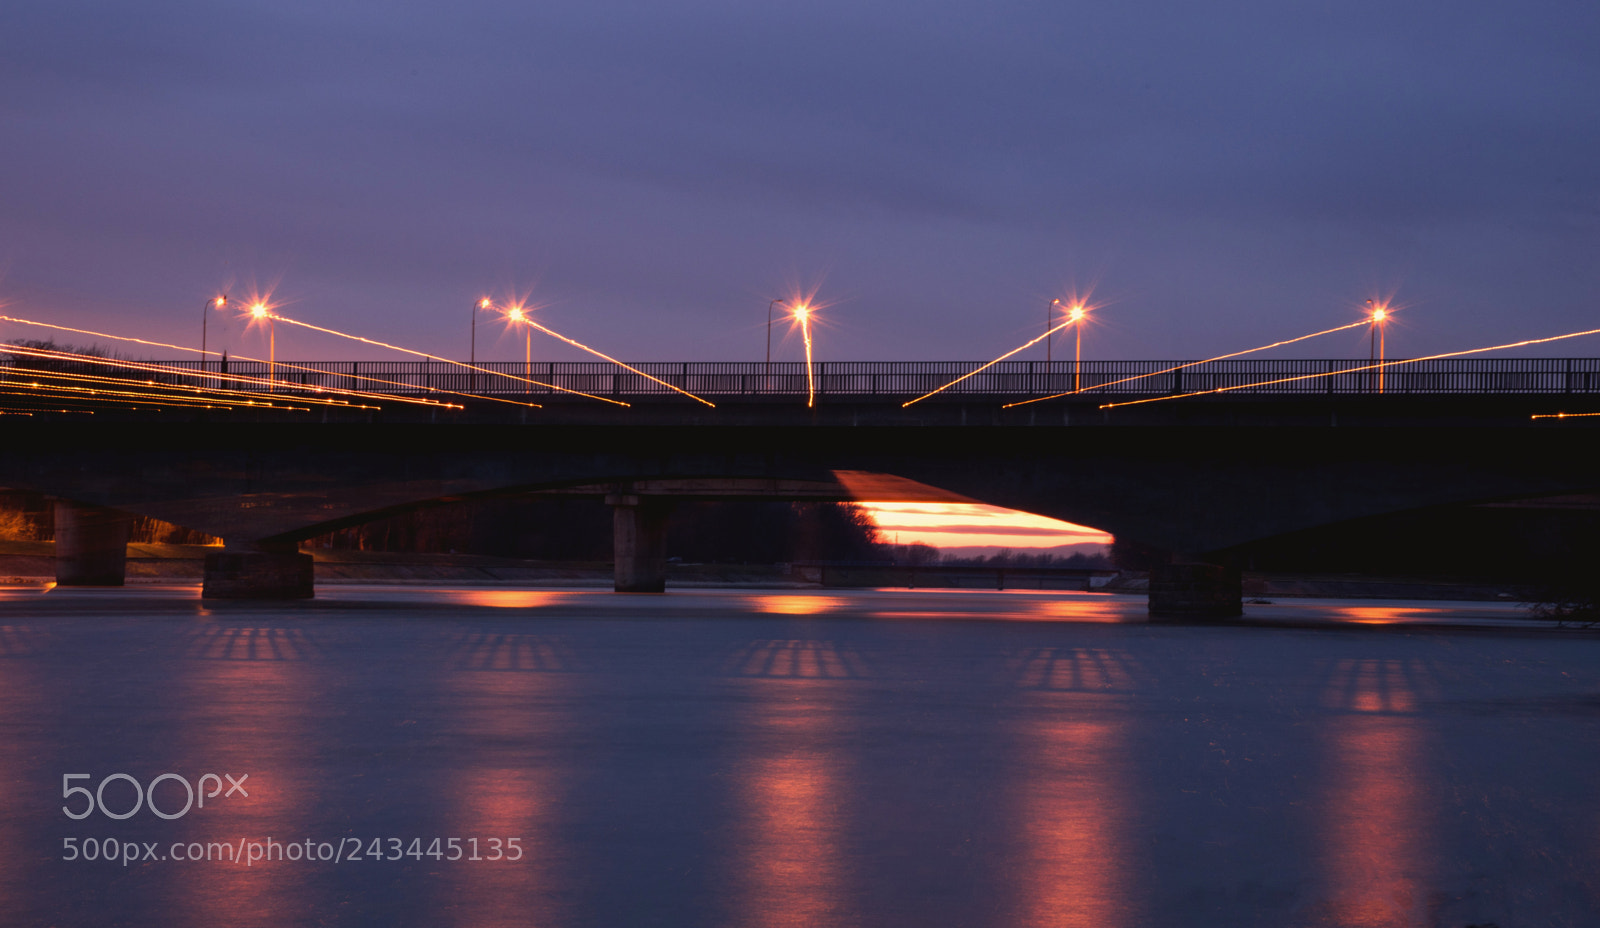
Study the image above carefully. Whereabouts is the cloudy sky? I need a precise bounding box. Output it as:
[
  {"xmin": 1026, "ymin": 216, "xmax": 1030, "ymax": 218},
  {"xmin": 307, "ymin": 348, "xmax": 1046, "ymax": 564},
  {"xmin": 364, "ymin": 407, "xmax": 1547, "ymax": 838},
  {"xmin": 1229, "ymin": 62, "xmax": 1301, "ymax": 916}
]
[{"xmin": 3, "ymin": 0, "xmax": 1597, "ymax": 364}]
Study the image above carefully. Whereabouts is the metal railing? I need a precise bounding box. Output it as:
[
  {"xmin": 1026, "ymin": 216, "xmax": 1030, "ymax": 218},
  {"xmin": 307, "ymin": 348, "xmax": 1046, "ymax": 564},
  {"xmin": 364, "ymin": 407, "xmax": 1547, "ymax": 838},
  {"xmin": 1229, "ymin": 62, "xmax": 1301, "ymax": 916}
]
[{"xmin": 12, "ymin": 358, "xmax": 1600, "ymax": 399}]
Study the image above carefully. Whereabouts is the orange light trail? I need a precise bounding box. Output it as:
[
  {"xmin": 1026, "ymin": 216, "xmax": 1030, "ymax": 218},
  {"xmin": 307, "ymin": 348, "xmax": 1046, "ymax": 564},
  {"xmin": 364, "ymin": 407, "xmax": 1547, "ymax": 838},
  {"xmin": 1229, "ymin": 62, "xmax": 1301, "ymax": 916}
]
[
  {"xmin": 0, "ymin": 385, "xmax": 295, "ymax": 412},
  {"xmin": 0, "ymin": 362, "xmax": 317, "ymax": 412},
  {"xmin": 794, "ymin": 305, "xmax": 816, "ymax": 409},
  {"xmin": 258, "ymin": 311, "xmax": 628, "ymax": 406},
  {"xmin": 0, "ymin": 315, "xmax": 466, "ymax": 409},
  {"xmin": 1004, "ymin": 319, "xmax": 1372, "ymax": 408},
  {"xmin": 904, "ymin": 318, "xmax": 1079, "ymax": 407},
  {"xmin": 2, "ymin": 345, "xmax": 379, "ymax": 410},
  {"xmin": 1532, "ymin": 411, "xmax": 1600, "ymax": 419},
  {"xmin": 0, "ymin": 369, "xmax": 316, "ymax": 411},
  {"xmin": 511, "ymin": 312, "xmax": 716, "ymax": 408},
  {"xmin": 1099, "ymin": 324, "xmax": 1600, "ymax": 409}
]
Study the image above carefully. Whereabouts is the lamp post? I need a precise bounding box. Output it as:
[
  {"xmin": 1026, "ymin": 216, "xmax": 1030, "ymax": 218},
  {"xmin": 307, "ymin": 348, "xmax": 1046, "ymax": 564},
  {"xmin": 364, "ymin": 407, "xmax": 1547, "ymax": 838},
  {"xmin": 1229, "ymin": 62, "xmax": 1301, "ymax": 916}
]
[
  {"xmin": 1068, "ymin": 304, "xmax": 1087, "ymax": 392},
  {"xmin": 1046, "ymin": 298, "xmax": 1061, "ymax": 364},
  {"xmin": 472, "ymin": 297, "xmax": 490, "ymax": 393},
  {"xmin": 1368, "ymin": 300, "xmax": 1388, "ymax": 393},
  {"xmin": 766, "ymin": 298, "xmax": 789, "ymax": 389},
  {"xmin": 201, "ymin": 294, "xmax": 227, "ymax": 369}
]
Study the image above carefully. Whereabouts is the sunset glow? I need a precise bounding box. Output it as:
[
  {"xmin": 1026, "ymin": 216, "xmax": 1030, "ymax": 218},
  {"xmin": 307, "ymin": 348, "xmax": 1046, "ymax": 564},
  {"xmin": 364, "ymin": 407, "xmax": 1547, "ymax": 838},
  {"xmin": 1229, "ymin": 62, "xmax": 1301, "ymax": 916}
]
[{"xmin": 858, "ymin": 502, "xmax": 1112, "ymax": 550}]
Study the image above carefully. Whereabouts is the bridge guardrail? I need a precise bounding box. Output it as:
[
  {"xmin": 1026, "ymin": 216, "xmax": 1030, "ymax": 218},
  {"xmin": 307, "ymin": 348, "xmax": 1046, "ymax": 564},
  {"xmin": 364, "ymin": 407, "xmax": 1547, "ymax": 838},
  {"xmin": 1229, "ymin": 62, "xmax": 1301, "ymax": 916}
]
[{"xmin": 8, "ymin": 358, "xmax": 1600, "ymax": 398}]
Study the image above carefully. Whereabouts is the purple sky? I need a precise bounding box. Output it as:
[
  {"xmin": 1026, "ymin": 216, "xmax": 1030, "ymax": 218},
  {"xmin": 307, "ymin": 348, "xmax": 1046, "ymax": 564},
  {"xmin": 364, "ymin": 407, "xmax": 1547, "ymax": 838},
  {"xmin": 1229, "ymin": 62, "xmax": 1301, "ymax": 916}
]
[{"xmin": 3, "ymin": 0, "xmax": 1598, "ymax": 363}]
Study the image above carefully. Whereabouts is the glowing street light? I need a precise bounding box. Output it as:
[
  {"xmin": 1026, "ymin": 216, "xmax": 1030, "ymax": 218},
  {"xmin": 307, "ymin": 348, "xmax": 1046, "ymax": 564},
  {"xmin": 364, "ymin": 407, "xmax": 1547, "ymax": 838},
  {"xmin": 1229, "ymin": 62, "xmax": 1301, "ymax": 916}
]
[
  {"xmin": 1367, "ymin": 300, "xmax": 1388, "ymax": 393},
  {"xmin": 789, "ymin": 302, "xmax": 816, "ymax": 408},
  {"xmin": 200, "ymin": 294, "xmax": 227, "ymax": 367},
  {"xmin": 1067, "ymin": 303, "xmax": 1088, "ymax": 392},
  {"xmin": 248, "ymin": 301, "xmax": 275, "ymax": 388},
  {"xmin": 506, "ymin": 304, "xmax": 532, "ymax": 385}
]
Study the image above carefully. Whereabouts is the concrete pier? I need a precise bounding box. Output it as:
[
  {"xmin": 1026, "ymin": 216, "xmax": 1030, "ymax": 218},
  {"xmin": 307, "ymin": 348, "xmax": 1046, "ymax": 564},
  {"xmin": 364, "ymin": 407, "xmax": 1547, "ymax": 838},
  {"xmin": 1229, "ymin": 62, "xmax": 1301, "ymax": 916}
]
[
  {"xmin": 609, "ymin": 494, "xmax": 671, "ymax": 593},
  {"xmin": 52, "ymin": 501, "xmax": 133, "ymax": 586}
]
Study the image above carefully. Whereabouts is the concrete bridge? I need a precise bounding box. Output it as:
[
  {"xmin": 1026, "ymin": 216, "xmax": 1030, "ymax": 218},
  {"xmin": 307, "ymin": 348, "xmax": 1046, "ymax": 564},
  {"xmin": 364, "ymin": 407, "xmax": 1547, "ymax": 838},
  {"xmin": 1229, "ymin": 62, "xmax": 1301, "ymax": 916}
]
[{"xmin": 2, "ymin": 358, "xmax": 1597, "ymax": 617}]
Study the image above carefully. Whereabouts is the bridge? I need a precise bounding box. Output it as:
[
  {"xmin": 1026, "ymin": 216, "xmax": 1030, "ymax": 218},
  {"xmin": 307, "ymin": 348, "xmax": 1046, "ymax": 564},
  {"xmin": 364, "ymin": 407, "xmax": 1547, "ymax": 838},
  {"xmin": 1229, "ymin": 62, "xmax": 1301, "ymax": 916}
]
[{"xmin": 2, "ymin": 357, "xmax": 1597, "ymax": 617}]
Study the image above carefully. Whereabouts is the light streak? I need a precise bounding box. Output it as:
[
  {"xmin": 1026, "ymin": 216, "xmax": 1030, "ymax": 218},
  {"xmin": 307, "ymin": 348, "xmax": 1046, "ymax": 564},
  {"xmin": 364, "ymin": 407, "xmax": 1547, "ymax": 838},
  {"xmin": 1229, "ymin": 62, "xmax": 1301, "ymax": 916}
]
[
  {"xmin": 1532, "ymin": 411, "xmax": 1600, "ymax": 420},
  {"xmin": 510, "ymin": 311, "xmax": 717, "ymax": 408},
  {"xmin": 257, "ymin": 311, "xmax": 628, "ymax": 406},
  {"xmin": 796, "ymin": 305, "xmax": 816, "ymax": 408},
  {"xmin": 1098, "ymin": 324, "xmax": 1600, "ymax": 409},
  {"xmin": 0, "ymin": 385, "xmax": 296, "ymax": 412},
  {"xmin": 1003, "ymin": 319, "xmax": 1372, "ymax": 408},
  {"xmin": 904, "ymin": 318, "xmax": 1079, "ymax": 407},
  {"xmin": 2, "ymin": 345, "xmax": 380, "ymax": 410},
  {"xmin": 0, "ymin": 366, "xmax": 322, "ymax": 410},
  {"xmin": 0, "ymin": 315, "xmax": 489, "ymax": 408}
]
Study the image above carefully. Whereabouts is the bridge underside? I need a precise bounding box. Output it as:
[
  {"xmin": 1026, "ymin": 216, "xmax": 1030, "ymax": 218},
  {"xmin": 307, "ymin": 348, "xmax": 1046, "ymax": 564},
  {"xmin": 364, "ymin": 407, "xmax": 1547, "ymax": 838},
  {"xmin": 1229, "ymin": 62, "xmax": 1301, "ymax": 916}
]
[{"xmin": 3, "ymin": 394, "xmax": 1596, "ymax": 616}]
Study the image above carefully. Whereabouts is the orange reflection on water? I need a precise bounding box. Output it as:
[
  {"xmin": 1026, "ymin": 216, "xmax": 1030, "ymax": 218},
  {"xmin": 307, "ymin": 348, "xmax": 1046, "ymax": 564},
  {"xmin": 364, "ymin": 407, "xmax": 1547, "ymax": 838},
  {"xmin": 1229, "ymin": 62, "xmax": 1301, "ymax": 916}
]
[
  {"xmin": 735, "ymin": 684, "xmax": 845, "ymax": 928},
  {"xmin": 0, "ymin": 628, "xmax": 47, "ymax": 914},
  {"xmin": 1334, "ymin": 606, "xmax": 1447, "ymax": 625},
  {"xmin": 170, "ymin": 642, "xmax": 317, "ymax": 925},
  {"xmin": 1014, "ymin": 647, "xmax": 1142, "ymax": 691},
  {"xmin": 1014, "ymin": 715, "xmax": 1129, "ymax": 928},
  {"xmin": 722, "ymin": 639, "xmax": 864, "ymax": 679},
  {"xmin": 751, "ymin": 595, "xmax": 844, "ymax": 616},
  {"xmin": 441, "ymin": 590, "xmax": 571, "ymax": 609},
  {"xmin": 1321, "ymin": 659, "xmax": 1434, "ymax": 714},
  {"xmin": 1315, "ymin": 660, "xmax": 1431, "ymax": 926},
  {"xmin": 443, "ymin": 665, "xmax": 568, "ymax": 927}
]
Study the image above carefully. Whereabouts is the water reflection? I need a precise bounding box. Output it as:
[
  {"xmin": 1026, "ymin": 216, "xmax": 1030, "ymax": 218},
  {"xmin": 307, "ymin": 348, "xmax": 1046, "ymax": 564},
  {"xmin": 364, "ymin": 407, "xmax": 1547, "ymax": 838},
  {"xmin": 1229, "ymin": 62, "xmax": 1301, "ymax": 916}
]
[
  {"xmin": 439, "ymin": 590, "xmax": 572, "ymax": 610},
  {"xmin": 733, "ymin": 682, "xmax": 847, "ymax": 927},
  {"xmin": 169, "ymin": 630, "xmax": 317, "ymax": 925},
  {"xmin": 1314, "ymin": 659, "xmax": 1432, "ymax": 926},
  {"xmin": 451, "ymin": 632, "xmax": 584, "ymax": 672},
  {"xmin": 1334, "ymin": 606, "xmax": 1448, "ymax": 625},
  {"xmin": 0, "ymin": 623, "xmax": 47, "ymax": 657},
  {"xmin": 1320, "ymin": 658, "xmax": 1437, "ymax": 713},
  {"xmin": 0, "ymin": 628, "xmax": 47, "ymax": 918},
  {"xmin": 183, "ymin": 625, "xmax": 322, "ymax": 661},
  {"xmin": 868, "ymin": 592, "xmax": 1138, "ymax": 624},
  {"xmin": 440, "ymin": 656, "xmax": 571, "ymax": 927},
  {"xmin": 750, "ymin": 595, "xmax": 845, "ymax": 616},
  {"xmin": 1013, "ymin": 713, "xmax": 1131, "ymax": 927},
  {"xmin": 1012, "ymin": 647, "xmax": 1143, "ymax": 692},
  {"xmin": 720, "ymin": 639, "xmax": 868, "ymax": 679}
]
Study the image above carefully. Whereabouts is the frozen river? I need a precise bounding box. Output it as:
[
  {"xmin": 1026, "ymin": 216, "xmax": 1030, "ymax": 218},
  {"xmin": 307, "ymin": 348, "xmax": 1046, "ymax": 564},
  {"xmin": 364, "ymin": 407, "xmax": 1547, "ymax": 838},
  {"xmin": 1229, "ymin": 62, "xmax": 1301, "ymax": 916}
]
[{"xmin": 1, "ymin": 585, "xmax": 1596, "ymax": 926}]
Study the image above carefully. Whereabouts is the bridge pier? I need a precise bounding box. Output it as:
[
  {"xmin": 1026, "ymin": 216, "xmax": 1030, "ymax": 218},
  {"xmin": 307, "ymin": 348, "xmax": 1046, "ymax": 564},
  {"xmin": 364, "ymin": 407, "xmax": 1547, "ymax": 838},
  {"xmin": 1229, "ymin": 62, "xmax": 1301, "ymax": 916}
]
[
  {"xmin": 609, "ymin": 493, "xmax": 671, "ymax": 593},
  {"xmin": 53, "ymin": 501, "xmax": 132, "ymax": 586},
  {"xmin": 202, "ymin": 541, "xmax": 314, "ymax": 600},
  {"xmin": 1148, "ymin": 560, "xmax": 1242, "ymax": 620}
]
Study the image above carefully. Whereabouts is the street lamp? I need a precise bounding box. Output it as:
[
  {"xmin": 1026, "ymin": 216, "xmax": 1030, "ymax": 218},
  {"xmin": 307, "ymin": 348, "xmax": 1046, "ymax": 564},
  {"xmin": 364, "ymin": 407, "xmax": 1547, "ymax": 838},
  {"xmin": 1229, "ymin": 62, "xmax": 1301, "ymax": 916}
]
[
  {"xmin": 472, "ymin": 297, "xmax": 491, "ymax": 393},
  {"xmin": 1046, "ymin": 298, "xmax": 1061, "ymax": 363},
  {"xmin": 201, "ymin": 294, "xmax": 227, "ymax": 367},
  {"xmin": 1367, "ymin": 300, "xmax": 1388, "ymax": 393},
  {"xmin": 507, "ymin": 304, "xmax": 532, "ymax": 387},
  {"xmin": 766, "ymin": 298, "xmax": 789, "ymax": 378},
  {"xmin": 1067, "ymin": 303, "xmax": 1088, "ymax": 392},
  {"xmin": 249, "ymin": 301, "xmax": 274, "ymax": 388}
]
